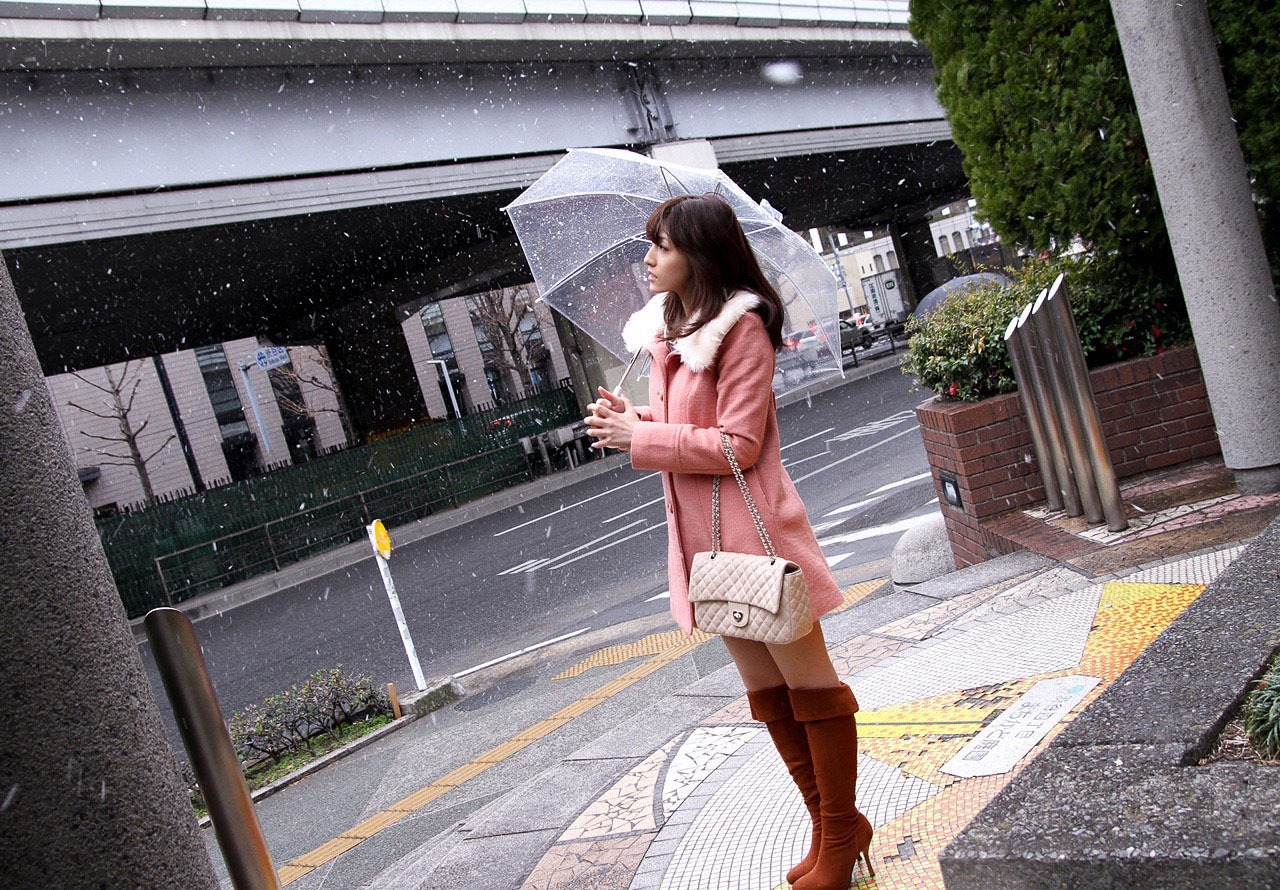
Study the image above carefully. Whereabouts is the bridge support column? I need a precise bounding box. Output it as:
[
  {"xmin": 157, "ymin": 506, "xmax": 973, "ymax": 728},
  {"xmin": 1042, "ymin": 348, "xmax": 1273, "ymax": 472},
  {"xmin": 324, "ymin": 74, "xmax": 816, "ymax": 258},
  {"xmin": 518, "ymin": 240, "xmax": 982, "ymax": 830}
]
[
  {"xmin": 890, "ymin": 219, "xmax": 943, "ymax": 311},
  {"xmin": 648, "ymin": 139, "xmax": 719, "ymax": 171},
  {"xmin": 0, "ymin": 255, "xmax": 218, "ymax": 888},
  {"xmin": 325, "ymin": 297, "xmax": 429, "ymax": 438},
  {"xmin": 1111, "ymin": 0, "xmax": 1280, "ymax": 492}
]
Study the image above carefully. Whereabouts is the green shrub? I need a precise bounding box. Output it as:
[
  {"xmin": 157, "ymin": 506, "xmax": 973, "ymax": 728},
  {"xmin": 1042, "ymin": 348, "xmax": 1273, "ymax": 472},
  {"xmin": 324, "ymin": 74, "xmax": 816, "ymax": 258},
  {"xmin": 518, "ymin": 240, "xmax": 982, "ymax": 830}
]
[
  {"xmin": 1244, "ymin": 656, "xmax": 1280, "ymax": 759},
  {"xmin": 903, "ymin": 254, "xmax": 1193, "ymax": 402},
  {"xmin": 227, "ymin": 666, "xmax": 392, "ymax": 766}
]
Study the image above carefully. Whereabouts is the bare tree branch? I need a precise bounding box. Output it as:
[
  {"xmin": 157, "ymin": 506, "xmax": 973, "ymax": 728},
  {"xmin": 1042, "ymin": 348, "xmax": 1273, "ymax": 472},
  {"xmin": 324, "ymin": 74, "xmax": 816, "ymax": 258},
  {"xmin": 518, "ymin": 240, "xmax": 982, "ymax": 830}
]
[
  {"xmin": 64, "ymin": 359, "xmax": 166, "ymax": 507},
  {"xmin": 143, "ymin": 434, "xmax": 177, "ymax": 465}
]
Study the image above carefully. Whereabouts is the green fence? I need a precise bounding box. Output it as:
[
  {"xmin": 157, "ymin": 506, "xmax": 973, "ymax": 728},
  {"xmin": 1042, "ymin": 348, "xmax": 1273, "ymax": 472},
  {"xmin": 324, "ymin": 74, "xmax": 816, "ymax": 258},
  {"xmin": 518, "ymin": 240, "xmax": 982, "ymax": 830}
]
[{"xmin": 100, "ymin": 383, "xmax": 582, "ymax": 617}]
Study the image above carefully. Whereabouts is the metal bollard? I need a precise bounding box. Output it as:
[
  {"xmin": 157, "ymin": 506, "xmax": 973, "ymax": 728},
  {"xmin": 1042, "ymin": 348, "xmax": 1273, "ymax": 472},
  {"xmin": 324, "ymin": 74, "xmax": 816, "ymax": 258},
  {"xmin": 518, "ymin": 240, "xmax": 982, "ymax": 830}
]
[
  {"xmin": 1043, "ymin": 274, "xmax": 1128, "ymax": 531},
  {"xmin": 1029, "ymin": 288, "xmax": 1105, "ymax": 524},
  {"xmin": 1018, "ymin": 299, "xmax": 1083, "ymax": 516},
  {"xmin": 145, "ymin": 608, "xmax": 282, "ymax": 890},
  {"xmin": 1004, "ymin": 312, "xmax": 1064, "ymax": 511}
]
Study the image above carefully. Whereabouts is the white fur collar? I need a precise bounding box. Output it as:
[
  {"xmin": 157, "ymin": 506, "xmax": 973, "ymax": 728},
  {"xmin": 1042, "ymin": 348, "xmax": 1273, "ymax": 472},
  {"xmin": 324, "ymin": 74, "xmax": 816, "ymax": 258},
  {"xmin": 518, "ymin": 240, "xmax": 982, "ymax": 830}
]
[{"xmin": 621, "ymin": 291, "xmax": 761, "ymax": 373}]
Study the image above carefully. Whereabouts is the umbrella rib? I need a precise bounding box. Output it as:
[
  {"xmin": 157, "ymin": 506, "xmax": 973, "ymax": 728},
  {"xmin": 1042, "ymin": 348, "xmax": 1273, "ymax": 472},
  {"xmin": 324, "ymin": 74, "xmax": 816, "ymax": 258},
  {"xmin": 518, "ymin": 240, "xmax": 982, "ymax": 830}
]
[
  {"xmin": 537, "ymin": 233, "xmax": 650, "ymax": 298},
  {"xmin": 506, "ymin": 190, "xmax": 666, "ymax": 210}
]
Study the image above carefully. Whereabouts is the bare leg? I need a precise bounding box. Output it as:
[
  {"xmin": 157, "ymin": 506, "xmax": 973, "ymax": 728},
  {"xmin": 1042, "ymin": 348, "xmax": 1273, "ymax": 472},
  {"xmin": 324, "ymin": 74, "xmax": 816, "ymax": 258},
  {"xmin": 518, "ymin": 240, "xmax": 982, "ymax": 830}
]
[{"xmin": 721, "ymin": 622, "xmax": 839, "ymax": 691}]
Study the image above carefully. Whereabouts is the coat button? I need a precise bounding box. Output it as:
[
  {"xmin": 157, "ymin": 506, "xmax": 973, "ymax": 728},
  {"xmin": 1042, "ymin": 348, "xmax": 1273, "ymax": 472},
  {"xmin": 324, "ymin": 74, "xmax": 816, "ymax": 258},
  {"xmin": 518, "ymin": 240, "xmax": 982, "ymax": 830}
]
[{"xmin": 667, "ymin": 503, "xmax": 674, "ymax": 514}]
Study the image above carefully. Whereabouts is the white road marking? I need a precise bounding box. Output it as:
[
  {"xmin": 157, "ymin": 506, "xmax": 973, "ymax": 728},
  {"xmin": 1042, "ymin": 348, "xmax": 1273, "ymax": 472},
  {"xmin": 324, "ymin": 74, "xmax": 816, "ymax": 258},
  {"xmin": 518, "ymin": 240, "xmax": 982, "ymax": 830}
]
[
  {"xmin": 602, "ymin": 494, "xmax": 666, "ymax": 523},
  {"xmin": 646, "ymin": 590, "xmax": 670, "ymax": 602},
  {"xmin": 825, "ymin": 553, "xmax": 855, "ymax": 568},
  {"xmin": 817, "ymin": 512, "xmax": 935, "ymax": 548},
  {"xmin": 824, "ymin": 495, "xmax": 883, "ymax": 518},
  {"xmin": 499, "ymin": 519, "xmax": 647, "ymax": 574},
  {"xmin": 497, "ymin": 558, "xmax": 554, "ymax": 576},
  {"xmin": 454, "ymin": 628, "xmax": 592, "ymax": 679},
  {"xmin": 870, "ymin": 470, "xmax": 933, "ymax": 495},
  {"xmin": 791, "ymin": 425, "xmax": 921, "ymax": 485},
  {"xmin": 543, "ymin": 522, "xmax": 667, "ymax": 570},
  {"xmin": 493, "ymin": 471, "xmax": 661, "ymax": 537},
  {"xmin": 780, "ymin": 427, "xmax": 836, "ymax": 451},
  {"xmin": 826, "ymin": 409, "xmax": 917, "ymax": 443}
]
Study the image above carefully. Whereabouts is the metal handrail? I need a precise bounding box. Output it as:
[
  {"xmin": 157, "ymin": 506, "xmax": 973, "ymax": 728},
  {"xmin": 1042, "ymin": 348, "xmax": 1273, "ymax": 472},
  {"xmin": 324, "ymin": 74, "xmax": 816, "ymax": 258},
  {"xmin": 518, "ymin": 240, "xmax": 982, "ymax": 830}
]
[{"xmin": 145, "ymin": 608, "xmax": 281, "ymax": 890}]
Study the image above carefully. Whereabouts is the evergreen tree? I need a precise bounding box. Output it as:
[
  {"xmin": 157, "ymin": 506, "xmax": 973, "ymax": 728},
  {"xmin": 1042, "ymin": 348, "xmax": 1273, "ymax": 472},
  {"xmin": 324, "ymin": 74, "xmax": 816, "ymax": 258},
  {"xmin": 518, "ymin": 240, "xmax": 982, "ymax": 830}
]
[
  {"xmin": 909, "ymin": 0, "xmax": 1279, "ymax": 287},
  {"xmin": 1210, "ymin": 0, "xmax": 1280, "ymax": 284},
  {"xmin": 908, "ymin": 0, "xmax": 1169, "ymax": 273}
]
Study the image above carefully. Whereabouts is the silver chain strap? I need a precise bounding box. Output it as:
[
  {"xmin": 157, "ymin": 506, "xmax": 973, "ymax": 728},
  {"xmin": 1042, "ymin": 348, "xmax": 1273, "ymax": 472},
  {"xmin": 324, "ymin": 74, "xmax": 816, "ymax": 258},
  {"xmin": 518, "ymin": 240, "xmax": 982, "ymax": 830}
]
[{"xmin": 711, "ymin": 429, "xmax": 777, "ymax": 560}]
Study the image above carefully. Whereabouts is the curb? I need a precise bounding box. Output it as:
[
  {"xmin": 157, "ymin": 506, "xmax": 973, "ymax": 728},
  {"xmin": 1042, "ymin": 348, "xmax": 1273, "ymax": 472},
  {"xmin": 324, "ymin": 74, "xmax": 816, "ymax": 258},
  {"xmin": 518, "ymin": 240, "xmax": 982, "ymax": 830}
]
[{"xmin": 196, "ymin": 677, "xmax": 464, "ymax": 828}]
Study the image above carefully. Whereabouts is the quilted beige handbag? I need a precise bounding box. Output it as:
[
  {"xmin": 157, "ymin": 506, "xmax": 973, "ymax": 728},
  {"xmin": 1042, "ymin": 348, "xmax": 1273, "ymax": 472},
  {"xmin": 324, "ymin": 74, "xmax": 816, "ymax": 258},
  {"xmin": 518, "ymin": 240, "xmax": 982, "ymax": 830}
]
[{"xmin": 687, "ymin": 431, "xmax": 813, "ymax": 644}]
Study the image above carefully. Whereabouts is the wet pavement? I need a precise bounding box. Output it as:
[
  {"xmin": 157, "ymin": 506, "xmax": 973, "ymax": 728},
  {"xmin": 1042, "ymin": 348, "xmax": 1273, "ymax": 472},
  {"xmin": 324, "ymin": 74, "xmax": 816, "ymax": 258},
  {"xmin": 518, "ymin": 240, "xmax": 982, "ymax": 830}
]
[{"xmin": 224, "ymin": 457, "xmax": 1280, "ymax": 890}]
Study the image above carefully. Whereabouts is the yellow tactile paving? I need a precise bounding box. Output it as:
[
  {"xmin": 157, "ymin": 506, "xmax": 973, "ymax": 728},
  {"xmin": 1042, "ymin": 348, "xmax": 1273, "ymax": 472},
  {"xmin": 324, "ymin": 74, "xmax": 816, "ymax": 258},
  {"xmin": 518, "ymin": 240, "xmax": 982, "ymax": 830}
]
[
  {"xmin": 521, "ymin": 576, "xmax": 1216, "ymax": 890},
  {"xmin": 822, "ymin": 580, "xmax": 1208, "ymax": 890},
  {"xmin": 276, "ymin": 865, "xmax": 312, "ymax": 884},
  {"xmin": 277, "ymin": 610, "xmax": 720, "ymax": 885},
  {"xmin": 347, "ymin": 810, "xmax": 408, "ymax": 837},
  {"xmin": 554, "ymin": 629, "xmax": 698, "ymax": 679}
]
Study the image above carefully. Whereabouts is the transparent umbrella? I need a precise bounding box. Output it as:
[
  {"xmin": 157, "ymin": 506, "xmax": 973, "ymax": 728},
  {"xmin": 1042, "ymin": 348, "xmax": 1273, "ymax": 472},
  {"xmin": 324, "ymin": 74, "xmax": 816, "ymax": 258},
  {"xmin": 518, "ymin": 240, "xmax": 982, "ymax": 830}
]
[{"xmin": 503, "ymin": 148, "xmax": 842, "ymax": 395}]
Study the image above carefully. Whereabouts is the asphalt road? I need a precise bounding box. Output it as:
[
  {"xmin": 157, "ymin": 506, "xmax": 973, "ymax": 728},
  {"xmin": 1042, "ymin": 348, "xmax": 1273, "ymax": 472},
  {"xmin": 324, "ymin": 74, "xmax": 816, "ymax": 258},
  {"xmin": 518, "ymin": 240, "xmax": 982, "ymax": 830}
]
[{"xmin": 140, "ymin": 360, "xmax": 936, "ymax": 748}]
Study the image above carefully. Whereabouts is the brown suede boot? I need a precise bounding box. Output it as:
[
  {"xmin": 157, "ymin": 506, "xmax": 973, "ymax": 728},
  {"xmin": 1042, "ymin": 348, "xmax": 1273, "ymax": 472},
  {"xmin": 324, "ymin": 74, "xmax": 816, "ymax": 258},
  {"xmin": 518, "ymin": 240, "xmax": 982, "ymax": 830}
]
[
  {"xmin": 746, "ymin": 685, "xmax": 822, "ymax": 885},
  {"xmin": 789, "ymin": 684, "xmax": 874, "ymax": 890}
]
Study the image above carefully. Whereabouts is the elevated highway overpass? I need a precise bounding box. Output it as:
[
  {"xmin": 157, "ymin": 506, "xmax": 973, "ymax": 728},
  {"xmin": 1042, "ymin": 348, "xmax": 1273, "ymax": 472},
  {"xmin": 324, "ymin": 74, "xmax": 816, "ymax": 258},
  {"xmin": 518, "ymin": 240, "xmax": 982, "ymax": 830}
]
[{"xmin": 1, "ymin": 0, "xmax": 965, "ymax": 429}]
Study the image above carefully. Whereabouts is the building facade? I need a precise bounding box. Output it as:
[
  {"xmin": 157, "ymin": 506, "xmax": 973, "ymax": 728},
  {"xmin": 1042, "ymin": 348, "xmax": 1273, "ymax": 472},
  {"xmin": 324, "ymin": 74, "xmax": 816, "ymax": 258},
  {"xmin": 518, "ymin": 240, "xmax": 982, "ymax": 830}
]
[{"xmin": 48, "ymin": 340, "xmax": 350, "ymax": 513}]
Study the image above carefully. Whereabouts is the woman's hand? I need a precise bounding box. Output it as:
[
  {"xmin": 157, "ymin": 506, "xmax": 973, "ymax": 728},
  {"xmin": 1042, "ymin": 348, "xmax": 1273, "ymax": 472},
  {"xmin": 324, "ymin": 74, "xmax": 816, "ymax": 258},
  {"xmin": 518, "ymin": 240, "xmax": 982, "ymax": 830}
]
[{"xmin": 585, "ymin": 386, "xmax": 639, "ymax": 452}]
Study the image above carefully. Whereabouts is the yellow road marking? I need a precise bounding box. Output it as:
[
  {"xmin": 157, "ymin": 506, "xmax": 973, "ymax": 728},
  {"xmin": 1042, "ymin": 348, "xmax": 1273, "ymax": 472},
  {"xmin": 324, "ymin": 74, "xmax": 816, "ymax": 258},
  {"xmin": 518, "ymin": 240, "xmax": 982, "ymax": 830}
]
[
  {"xmin": 278, "ymin": 625, "xmax": 712, "ymax": 883},
  {"xmin": 278, "ymin": 580, "xmax": 884, "ymax": 885}
]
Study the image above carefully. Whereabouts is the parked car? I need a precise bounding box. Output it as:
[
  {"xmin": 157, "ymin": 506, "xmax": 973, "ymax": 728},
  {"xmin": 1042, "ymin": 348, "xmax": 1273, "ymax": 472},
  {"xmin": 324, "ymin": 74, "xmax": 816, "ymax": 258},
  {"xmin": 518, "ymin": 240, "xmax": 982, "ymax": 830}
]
[{"xmin": 839, "ymin": 318, "xmax": 874, "ymax": 352}]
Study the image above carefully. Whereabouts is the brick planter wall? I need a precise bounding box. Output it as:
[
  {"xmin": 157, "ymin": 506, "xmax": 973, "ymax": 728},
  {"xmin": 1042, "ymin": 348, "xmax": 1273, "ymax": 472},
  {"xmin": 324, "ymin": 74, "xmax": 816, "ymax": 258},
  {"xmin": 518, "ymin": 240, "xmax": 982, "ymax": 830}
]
[{"xmin": 916, "ymin": 347, "xmax": 1220, "ymax": 567}]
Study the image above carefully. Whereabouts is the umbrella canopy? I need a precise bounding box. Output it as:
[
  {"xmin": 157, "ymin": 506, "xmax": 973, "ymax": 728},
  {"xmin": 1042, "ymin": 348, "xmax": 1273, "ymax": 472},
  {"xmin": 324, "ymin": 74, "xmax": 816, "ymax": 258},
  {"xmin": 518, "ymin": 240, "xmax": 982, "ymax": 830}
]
[
  {"xmin": 504, "ymin": 148, "xmax": 841, "ymax": 395},
  {"xmin": 913, "ymin": 272, "xmax": 1012, "ymax": 317}
]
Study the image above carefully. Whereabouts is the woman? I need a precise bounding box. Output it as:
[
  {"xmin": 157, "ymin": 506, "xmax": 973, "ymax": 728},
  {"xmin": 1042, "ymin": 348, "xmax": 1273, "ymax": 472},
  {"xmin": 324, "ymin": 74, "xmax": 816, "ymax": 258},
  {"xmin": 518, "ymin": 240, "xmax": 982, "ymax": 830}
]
[{"xmin": 584, "ymin": 193, "xmax": 874, "ymax": 889}]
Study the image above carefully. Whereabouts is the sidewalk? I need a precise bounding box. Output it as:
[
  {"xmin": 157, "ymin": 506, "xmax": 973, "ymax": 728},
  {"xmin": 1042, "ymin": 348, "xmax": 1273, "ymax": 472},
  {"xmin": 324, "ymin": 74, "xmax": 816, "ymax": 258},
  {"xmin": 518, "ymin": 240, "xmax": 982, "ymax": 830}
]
[{"xmin": 228, "ymin": 456, "xmax": 1280, "ymax": 890}]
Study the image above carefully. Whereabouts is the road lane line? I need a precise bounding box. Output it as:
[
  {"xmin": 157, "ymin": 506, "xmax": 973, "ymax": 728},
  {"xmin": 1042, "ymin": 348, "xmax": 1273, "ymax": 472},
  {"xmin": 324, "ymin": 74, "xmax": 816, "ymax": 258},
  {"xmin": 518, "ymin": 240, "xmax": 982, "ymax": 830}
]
[
  {"xmin": 780, "ymin": 426, "xmax": 836, "ymax": 450},
  {"xmin": 817, "ymin": 512, "xmax": 935, "ymax": 548},
  {"xmin": 870, "ymin": 470, "xmax": 933, "ymax": 495},
  {"xmin": 492, "ymin": 472, "xmax": 661, "ymax": 537},
  {"xmin": 499, "ymin": 519, "xmax": 646, "ymax": 573},
  {"xmin": 791, "ymin": 425, "xmax": 920, "ymax": 485},
  {"xmin": 277, "ymin": 627, "xmax": 715, "ymax": 885},
  {"xmin": 602, "ymin": 494, "xmax": 666, "ymax": 523},
  {"xmin": 454, "ymin": 627, "xmax": 593, "ymax": 679},
  {"xmin": 542, "ymin": 522, "xmax": 666, "ymax": 570}
]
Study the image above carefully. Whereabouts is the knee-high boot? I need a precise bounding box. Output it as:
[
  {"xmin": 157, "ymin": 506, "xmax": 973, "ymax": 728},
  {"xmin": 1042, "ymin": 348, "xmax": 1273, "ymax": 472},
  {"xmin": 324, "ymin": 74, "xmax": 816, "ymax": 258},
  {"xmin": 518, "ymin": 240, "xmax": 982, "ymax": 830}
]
[
  {"xmin": 789, "ymin": 684, "xmax": 874, "ymax": 890},
  {"xmin": 746, "ymin": 685, "xmax": 823, "ymax": 885}
]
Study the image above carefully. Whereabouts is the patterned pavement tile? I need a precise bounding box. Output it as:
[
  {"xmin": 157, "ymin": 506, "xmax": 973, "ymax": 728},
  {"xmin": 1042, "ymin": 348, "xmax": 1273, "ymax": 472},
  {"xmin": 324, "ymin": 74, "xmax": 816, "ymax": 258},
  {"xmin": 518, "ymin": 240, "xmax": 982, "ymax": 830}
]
[{"xmin": 525, "ymin": 543, "xmax": 1244, "ymax": 890}]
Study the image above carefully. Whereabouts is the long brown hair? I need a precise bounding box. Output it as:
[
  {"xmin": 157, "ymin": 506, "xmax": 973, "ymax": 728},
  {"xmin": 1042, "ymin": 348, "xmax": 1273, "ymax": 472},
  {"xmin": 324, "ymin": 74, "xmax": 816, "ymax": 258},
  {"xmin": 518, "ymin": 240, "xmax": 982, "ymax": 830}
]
[{"xmin": 645, "ymin": 193, "xmax": 785, "ymax": 351}]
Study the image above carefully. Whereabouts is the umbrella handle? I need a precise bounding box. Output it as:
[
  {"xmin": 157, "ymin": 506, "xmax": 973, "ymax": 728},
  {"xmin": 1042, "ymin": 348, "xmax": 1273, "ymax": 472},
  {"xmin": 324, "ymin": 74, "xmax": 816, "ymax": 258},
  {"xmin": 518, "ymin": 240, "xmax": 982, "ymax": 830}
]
[{"xmin": 611, "ymin": 347, "xmax": 646, "ymax": 398}]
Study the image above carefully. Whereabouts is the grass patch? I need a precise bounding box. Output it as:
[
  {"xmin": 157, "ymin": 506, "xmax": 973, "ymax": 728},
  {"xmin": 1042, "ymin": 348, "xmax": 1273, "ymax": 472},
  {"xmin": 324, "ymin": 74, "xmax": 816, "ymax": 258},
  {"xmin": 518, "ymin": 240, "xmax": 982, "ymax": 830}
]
[{"xmin": 193, "ymin": 713, "xmax": 393, "ymax": 820}]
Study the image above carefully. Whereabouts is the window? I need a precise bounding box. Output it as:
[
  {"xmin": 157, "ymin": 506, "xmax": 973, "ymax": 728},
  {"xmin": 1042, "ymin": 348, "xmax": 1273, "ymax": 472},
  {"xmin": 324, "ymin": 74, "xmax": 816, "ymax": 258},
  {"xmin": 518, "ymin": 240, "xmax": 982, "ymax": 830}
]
[
  {"xmin": 195, "ymin": 345, "xmax": 249, "ymax": 440},
  {"xmin": 195, "ymin": 344, "xmax": 257, "ymax": 481},
  {"xmin": 420, "ymin": 302, "xmax": 465, "ymax": 418},
  {"xmin": 268, "ymin": 364, "xmax": 318, "ymax": 464}
]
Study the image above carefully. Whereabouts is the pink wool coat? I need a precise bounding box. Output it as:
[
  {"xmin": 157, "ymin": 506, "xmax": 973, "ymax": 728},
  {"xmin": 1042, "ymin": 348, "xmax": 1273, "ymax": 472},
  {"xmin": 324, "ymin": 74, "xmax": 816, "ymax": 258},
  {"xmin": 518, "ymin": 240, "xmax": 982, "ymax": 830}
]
[{"xmin": 623, "ymin": 290, "xmax": 844, "ymax": 635}]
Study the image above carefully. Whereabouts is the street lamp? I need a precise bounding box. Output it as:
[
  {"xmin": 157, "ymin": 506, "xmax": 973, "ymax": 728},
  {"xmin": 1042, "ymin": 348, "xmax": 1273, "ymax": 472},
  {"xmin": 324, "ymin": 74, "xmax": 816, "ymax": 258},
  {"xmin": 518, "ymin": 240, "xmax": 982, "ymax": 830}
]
[{"xmin": 426, "ymin": 359, "xmax": 462, "ymax": 419}]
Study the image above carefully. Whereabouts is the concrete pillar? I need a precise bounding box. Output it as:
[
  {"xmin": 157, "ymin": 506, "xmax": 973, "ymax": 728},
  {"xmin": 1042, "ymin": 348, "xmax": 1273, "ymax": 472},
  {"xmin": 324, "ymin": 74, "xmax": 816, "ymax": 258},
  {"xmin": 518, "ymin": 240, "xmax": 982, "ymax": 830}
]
[
  {"xmin": 648, "ymin": 138, "xmax": 719, "ymax": 171},
  {"xmin": 0, "ymin": 256, "xmax": 217, "ymax": 887},
  {"xmin": 1111, "ymin": 0, "xmax": 1280, "ymax": 492}
]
